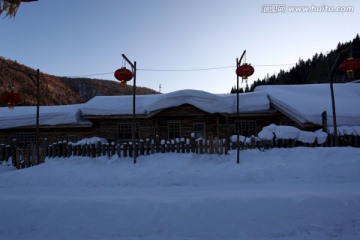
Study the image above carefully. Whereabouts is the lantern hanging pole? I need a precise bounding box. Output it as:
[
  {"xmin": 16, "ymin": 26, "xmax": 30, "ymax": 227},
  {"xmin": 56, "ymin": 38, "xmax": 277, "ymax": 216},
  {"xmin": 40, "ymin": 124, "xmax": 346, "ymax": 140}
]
[
  {"xmin": 6, "ymin": 65, "xmax": 41, "ymax": 164},
  {"xmin": 236, "ymin": 50, "xmax": 246, "ymax": 164},
  {"xmin": 121, "ymin": 54, "xmax": 137, "ymax": 164},
  {"xmin": 326, "ymin": 45, "xmax": 353, "ymax": 146}
]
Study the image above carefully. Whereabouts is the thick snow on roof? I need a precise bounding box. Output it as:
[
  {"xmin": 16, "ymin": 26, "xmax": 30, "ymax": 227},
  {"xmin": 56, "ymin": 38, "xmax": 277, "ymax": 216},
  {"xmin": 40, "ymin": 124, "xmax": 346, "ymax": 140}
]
[
  {"xmin": 0, "ymin": 104, "xmax": 91, "ymax": 129},
  {"xmin": 0, "ymin": 90, "xmax": 269, "ymax": 129},
  {"xmin": 80, "ymin": 89, "xmax": 270, "ymax": 116},
  {"xmin": 255, "ymin": 83, "xmax": 360, "ymax": 126}
]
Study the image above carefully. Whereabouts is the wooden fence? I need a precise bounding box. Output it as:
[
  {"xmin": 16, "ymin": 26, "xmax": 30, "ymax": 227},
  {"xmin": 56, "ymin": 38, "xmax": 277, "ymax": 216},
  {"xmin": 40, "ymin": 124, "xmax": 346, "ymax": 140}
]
[
  {"xmin": 46, "ymin": 137, "xmax": 230, "ymax": 159},
  {"xmin": 1, "ymin": 134, "xmax": 359, "ymax": 169},
  {"xmin": 0, "ymin": 143, "xmax": 45, "ymax": 169}
]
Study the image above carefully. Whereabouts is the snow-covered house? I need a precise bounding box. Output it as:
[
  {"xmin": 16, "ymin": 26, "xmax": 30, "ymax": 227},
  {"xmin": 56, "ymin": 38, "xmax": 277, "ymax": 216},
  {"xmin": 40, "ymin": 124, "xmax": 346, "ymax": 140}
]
[
  {"xmin": 0, "ymin": 83, "xmax": 359, "ymax": 145},
  {"xmin": 254, "ymin": 83, "xmax": 360, "ymax": 129}
]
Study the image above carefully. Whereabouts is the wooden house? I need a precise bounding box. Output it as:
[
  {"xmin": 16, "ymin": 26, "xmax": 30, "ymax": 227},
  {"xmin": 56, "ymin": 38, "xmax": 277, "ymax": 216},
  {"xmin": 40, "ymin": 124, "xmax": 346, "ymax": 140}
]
[{"xmin": 1, "ymin": 84, "xmax": 359, "ymax": 145}]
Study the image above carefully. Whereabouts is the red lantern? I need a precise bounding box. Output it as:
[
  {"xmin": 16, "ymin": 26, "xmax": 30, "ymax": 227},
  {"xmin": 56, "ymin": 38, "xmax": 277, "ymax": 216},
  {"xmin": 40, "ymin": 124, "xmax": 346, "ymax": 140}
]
[
  {"xmin": 0, "ymin": 90, "xmax": 22, "ymax": 109},
  {"xmin": 339, "ymin": 57, "xmax": 360, "ymax": 79},
  {"xmin": 236, "ymin": 63, "xmax": 254, "ymax": 82},
  {"xmin": 114, "ymin": 67, "xmax": 133, "ymax": 88}
]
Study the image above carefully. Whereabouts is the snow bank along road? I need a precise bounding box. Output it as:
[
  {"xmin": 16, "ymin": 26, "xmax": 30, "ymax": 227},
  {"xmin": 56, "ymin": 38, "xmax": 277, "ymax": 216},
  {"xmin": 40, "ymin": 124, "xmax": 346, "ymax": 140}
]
[{"xmin": 0, "ymin": 147, "xmax": 360, "ymax": 240}]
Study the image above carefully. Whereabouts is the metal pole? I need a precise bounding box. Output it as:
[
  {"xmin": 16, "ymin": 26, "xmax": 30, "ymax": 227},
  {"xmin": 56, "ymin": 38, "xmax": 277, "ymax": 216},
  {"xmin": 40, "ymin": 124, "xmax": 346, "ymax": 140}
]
[
  {"xmin": 7, "ymin": 65, "xmax": 42, "ymax": 164},
  {"xmin": 327, "ymin": 55, "xmax": 340, "ymax": 147},
  {"xmin": 236, "ymin": 58, "xmax": 240, "ymax": 164},
  {"xmin": 236, "ymin": 50, "xmax": 246, "ymax": 164},
  {"xmin": 329, "ymin": 73, "xmax": 339, "ymax": 146},
  {"xmin": 36, "ymin": 69, "xmax": 40, "ymax": 164},
  {"xmin": 326, "ymin": 45, "xmax": 353, "ymax": 146},
  {"xmin": 121, "ymin": 54, "xmax": 137, "ymax": 164},
  {"xmin": 133, "ymin": 61, "xmax": 137, "ymax": 164}
]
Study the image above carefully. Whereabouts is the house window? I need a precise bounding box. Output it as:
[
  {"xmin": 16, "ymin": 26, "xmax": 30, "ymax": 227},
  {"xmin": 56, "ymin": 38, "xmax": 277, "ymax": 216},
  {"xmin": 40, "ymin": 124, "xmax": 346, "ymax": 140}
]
[
  {"xmin": 117, "ymin": 123, "xmax": 139, "ymax": 140},
  {"xmin": 193, "ymin": 123, "xmax": 205, "ymax": 138},
  {"xmin": 168, "ymin": 122, "xmax": 181, "ymax": 139},
  {"xmin": 10, "ymin": 133, "xmax": 36, "ymax": 144},
  {"xmin": 236, "ymin": 120, "xmax": 256, "ymax": 136}
]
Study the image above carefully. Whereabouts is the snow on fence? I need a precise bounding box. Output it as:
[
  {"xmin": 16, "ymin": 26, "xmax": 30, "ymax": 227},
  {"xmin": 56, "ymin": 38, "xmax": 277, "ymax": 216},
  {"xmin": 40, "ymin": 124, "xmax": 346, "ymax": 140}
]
[
  {"xmin": 0, "ymin": 142, "xmax": 45, "ymax": 169},
  {"xmin": 1, "ymin": 125, "xmax": 360, "ymax": 169},
  {"xmin": 45, "ymin": 137, "xmax": 230, "ymax": 159}
]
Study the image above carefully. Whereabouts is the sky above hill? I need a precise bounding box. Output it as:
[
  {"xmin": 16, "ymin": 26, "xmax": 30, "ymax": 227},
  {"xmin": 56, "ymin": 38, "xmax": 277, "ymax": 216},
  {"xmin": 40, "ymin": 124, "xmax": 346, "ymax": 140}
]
[{"xmin": 1, "ymin": 0, "xmax": 359, "ymax": 93}]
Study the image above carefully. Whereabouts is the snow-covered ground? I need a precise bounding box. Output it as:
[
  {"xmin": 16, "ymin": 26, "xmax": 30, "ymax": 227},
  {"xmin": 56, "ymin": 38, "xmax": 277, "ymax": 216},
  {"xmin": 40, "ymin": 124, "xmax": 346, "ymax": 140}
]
[{"xmin": 1, "ymin": 147, "xmax": 360, "ymax": 240}]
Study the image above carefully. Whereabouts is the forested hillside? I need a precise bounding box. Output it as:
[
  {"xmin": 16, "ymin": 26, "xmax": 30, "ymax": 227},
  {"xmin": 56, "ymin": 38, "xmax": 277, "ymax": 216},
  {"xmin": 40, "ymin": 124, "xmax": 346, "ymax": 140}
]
[
  {"xmin": 231, "ymin": 34, "xmax": 360, "ymax": 93},
  {"xmin": 0, "ymin": 57, "xmax": 158, "ymax": 106}
]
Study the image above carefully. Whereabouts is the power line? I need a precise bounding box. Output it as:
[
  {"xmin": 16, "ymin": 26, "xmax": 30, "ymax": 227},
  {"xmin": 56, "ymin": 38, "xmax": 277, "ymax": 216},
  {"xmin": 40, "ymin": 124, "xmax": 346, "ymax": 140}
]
[
  {"xmin": 138, "ymin": 65, "xmax": 234, "ymax": 72},
  {"xmin": 65, "ymin": 63, "xmax": 296, "ymax": 78}
]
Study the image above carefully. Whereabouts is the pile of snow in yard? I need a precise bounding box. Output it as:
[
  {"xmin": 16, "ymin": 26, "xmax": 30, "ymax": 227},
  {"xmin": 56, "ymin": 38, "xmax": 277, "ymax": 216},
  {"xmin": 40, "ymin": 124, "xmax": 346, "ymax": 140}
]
[{"xmin": 1, "ymin": 147, "xmax": 360, "ymax": 240}]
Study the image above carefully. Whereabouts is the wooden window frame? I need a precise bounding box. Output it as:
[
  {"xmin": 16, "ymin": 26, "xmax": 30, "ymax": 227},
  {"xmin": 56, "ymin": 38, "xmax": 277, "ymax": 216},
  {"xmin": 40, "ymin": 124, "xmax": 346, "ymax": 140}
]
[
  {"xmin": 168, "ymin": 122, "xmax": 181, "ymax": 139},
  {"xmin": 236, "ymin": 120, "xmax": 256, "ymax": 137},
  {"xmin": 117, "ymin": 122, "xmax": 139, "ymax": 140}
]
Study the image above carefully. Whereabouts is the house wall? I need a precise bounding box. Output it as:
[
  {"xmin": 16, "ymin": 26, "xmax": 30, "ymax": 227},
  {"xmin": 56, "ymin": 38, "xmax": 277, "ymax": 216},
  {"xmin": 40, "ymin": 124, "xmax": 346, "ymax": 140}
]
[
  {"xmin": 0, "ymin": 127, "xmax": 93, "ymax": 146},
  {"xmin": 0, "ymin": 104, "xmax": 304, "ymax": 146},
  {"xmin": 87, "ymin": 105, "xmax": 291, "ymax": 143}
]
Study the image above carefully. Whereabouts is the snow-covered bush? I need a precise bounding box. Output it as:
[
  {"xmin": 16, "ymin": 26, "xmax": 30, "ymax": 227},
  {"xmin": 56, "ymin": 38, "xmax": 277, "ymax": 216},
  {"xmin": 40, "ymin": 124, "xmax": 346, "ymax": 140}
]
[
  {"xmin": 296, "ymin": 131, "xmax": 317, "ymax": 144},
  {"xmin": 258, "ymin": 124, "xmax": 329, "ymax": 145}
]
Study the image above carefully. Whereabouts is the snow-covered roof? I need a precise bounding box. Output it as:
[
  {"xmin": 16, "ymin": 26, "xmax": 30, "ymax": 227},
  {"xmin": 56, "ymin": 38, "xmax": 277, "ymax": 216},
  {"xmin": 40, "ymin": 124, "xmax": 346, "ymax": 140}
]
[
  {"xmin": 255, "ymin": 83, "xmax": 360, "ymax": 127},
  {"xmin": 0, "ymin": 90, "xmax": 270, "ymax": 129},
  {"xmin": 0, "ymin": 104, "xmax": 91, "ymax": 129},
  {"xmin": 80, "ymin": 89, "xmax": 270, "ymax": 116},
  {"xmin": 4, "ymin": 83, "xmax": 359, "ymax": 130}
]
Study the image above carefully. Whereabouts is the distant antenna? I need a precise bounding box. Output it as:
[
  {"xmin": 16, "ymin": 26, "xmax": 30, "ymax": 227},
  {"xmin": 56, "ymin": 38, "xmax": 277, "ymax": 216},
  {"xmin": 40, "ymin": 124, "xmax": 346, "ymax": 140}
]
[{"xmin": 159, "ymin": 84, "xmax": 162, "ymax": 93}]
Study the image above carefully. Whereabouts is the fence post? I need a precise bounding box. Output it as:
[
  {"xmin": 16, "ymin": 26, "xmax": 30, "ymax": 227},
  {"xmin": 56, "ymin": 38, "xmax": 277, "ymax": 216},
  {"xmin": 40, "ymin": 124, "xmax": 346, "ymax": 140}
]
[
  {"xmin": 160, "ymin": 140, "xmax": 165, "ymax": 153},
  {"xmin": 181, "ymin": 138, "xmax": 186, "ymax": 153},
  {"xmin": 111, "ymin": 142, "xmax": 116, "ymax": 157},
  {"xmin": 81, "ymin": 143, "xmax": 86, "ymax": 156},
  {"xmin": 199, "ymin": 139, "xmax": 204, "ymax": 154},
  {"xmin": 116, "ymin": 144, "xmax": 121, "ymax": 158},
  {"xmin": 99, "ymin": 143, "xmax": 104, "ymax": 156},
  {"xmin": 31, "ymin": 143, "xmax": 37, "ymax": 166},
  {"xmin": 25, "ymin": 144, "xmax": 31, "ymax": 167},
  {"xmin": 214, "ymin": 137, "xmax": 219, "ymax": 155},
  {"xmin": 0, "ymin": 144, "xmax": 4, "ymax": 161},
  {"xmin": 129, "ymin": 143, "xmax": 133, "ymax": 158},
  {"xmin": 170, "ymin": 140, "xmax": 174, "ymax": 152},
  {"xmin": 11, "ymin": 139, "xmax": 17, "ymax": 167},
  {"xmin": 191, "ymin": 137, "xmax": 196, "ymax": 153},
  {"xmin": 155, "ymin": 135, "xmax": 160, "ymax": 153},
  {"xmin": 145, "ymin": 139, "xmax": 150, "ymax": 155},
  {"xmin": 209, "ymin": 138, "xmax": 214, "ymax": 154},
  {"xmin": 186, "ymin": 139, "xmax": 190, "ymax": 153},
  {"xmin": 5, "ymin": 145, "xmax": 11, "ymax": 162},
  {"xmin": 140, "ymin": 140, "xmax": 145, "ymax": 155},
  {"xmin": 176, "ymin": 140, "xmax": 181, "ymax": 153},
  {"xmin": 15, "ymin": 147, "xmax": 21, "ymax": 169},
  {"xmin": 166, "ymin": 141, "xmax": 171, "ymax": 152},
  {"xmin": 91, "ymin": 142, "xmax": 96, "ymax": 158},
  {"xmin": 123, "ymin": 143, "xmax": 128, "ymax": 158},
  {"xmin": 150, "ymin": 139, "xmax": 155, "ymax": 154},
  {"xmin": 218, "ymin": 138, "xmax": 223, "ymax": 155}
]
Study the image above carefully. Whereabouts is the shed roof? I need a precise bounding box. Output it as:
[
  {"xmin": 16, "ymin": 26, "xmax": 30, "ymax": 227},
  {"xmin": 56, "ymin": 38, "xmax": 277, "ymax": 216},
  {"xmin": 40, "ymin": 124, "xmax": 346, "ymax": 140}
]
[{"xmin": 255, "ymin": 82, "xmax": 360, "ymax": 127}]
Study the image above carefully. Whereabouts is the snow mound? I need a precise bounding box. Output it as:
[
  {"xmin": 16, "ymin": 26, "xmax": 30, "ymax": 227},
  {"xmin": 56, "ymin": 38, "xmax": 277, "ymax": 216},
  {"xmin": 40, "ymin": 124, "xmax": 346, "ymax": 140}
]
[{"xmin": 258, "ymin": 124, "xmax": 328, "ymax": 144}]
